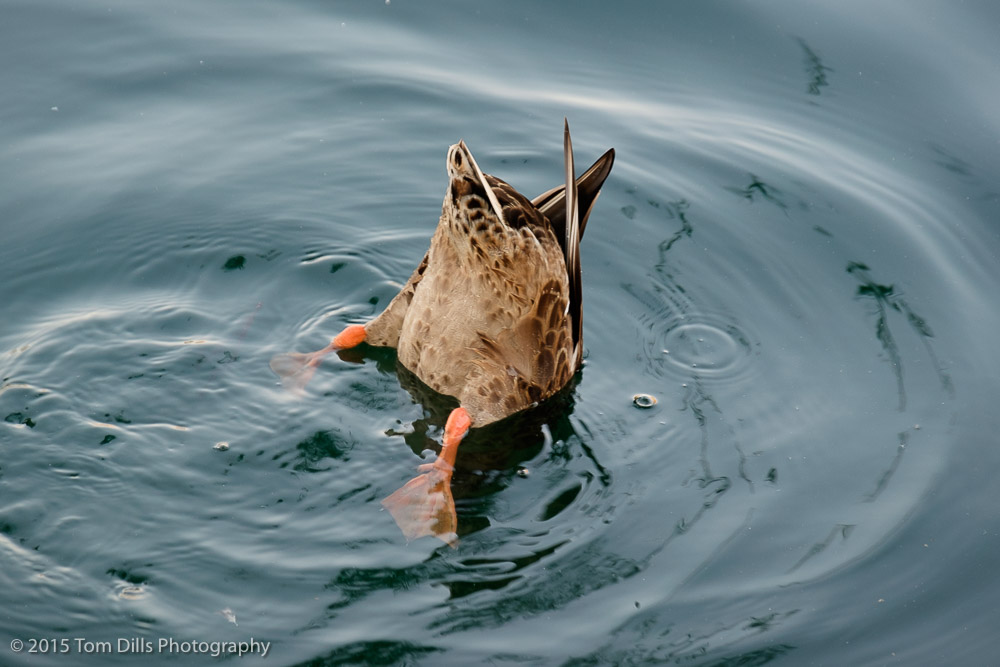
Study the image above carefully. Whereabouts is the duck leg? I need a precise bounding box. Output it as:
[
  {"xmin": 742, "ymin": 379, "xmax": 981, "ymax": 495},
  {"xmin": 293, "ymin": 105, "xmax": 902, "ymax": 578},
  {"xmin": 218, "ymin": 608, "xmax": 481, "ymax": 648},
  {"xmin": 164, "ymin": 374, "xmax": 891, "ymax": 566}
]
[
  {"xmin": 269, "ymin": 324, "xmax": 366, "ymax": 393},
  {"xmin": 381, "ymin": 406, "xmax": 471, "ymax": 547},
  {"xmin": 270, "ymin": 249, "xmax": 429, "ymax": 393}
]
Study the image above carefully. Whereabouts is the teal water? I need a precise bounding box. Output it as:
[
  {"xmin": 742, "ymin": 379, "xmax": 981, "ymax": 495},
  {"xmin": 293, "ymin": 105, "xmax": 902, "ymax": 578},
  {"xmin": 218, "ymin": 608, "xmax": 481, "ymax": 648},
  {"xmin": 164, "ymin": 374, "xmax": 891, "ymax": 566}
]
[{"xmin": 2, "ymin": 1, "xmax": 999, "ymax": 665}]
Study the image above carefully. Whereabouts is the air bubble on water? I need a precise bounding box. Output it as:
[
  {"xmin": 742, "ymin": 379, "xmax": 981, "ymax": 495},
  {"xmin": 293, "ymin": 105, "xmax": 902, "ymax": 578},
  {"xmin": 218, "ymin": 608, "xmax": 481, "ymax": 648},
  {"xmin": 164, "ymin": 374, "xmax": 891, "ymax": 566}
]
[
  {"xmin": 633, "ymin": 394, "xmax": 657, "ymax": 408},
  {"xmin": 118, "ymin": 586, "xmax": 145, "ymax": 600}
]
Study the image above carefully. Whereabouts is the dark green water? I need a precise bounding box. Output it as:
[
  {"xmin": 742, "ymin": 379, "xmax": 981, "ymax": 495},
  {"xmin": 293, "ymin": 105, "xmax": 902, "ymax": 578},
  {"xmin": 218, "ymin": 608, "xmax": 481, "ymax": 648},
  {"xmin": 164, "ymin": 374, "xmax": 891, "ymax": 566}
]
[{"xmin": 2, "ymin": 1, "xmax": 999, "ymax": 665}]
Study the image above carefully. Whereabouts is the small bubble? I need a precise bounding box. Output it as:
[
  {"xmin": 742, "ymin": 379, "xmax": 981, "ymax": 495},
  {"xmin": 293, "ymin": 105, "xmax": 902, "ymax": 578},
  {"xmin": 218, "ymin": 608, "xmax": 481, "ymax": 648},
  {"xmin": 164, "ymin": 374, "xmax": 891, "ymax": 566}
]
[
  {"xmin": 214, "ymin": 441, "xmax": 230, "ymax": 451},
  {"xmin": 118, "ymin": 586, "xmax": 145, "ymax": 600},
  {"xmin": 51, "ymin": 106, "xmax": 59, "ymax": 112},
  {"xmin": 633, "ymin": 394, "xmax": 657, "ymax": 409},
  {"xmin": 516, "ymin": 467, "xmax": 529, "ymax": 478}
]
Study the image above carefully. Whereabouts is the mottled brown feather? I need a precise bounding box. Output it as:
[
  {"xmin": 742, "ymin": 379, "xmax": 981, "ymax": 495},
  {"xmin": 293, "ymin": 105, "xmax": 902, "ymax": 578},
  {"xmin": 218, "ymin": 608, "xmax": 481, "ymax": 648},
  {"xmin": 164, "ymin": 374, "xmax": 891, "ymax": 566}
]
[{"xmin": 363, "ymin": 129, "xmax": 613, "ymax": 426}]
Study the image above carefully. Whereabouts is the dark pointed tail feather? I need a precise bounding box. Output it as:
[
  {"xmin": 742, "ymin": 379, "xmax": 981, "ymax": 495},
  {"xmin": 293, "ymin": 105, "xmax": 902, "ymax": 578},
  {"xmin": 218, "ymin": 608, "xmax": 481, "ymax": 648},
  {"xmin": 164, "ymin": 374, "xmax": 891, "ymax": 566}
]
[
  {"xmin": 533, "ymin": 147, "xmax": 615, "ymax": 242},
  {"xmin": 563, "ymin": 120, "xmax": 583, "ymax": 356},
  {"xmin": 533, "ymin": 123, "xmax": 614, "ymax": 358}
]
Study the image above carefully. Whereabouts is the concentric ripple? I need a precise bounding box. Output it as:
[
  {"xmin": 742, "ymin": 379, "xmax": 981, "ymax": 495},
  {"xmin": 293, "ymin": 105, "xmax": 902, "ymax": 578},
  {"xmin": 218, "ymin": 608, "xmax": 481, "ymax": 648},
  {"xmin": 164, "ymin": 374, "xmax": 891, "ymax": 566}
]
[{"xmin": 660, "ymin": 318, "xmax": 753, "ymax": 380}]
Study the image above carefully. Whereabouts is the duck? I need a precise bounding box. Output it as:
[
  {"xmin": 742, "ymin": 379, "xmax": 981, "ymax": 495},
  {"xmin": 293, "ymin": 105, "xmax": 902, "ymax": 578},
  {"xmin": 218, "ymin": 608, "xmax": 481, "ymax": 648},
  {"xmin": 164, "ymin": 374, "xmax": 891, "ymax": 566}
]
[{"xmin": 271, "ymin": 120, "xmax": 614, "ymax": 545}]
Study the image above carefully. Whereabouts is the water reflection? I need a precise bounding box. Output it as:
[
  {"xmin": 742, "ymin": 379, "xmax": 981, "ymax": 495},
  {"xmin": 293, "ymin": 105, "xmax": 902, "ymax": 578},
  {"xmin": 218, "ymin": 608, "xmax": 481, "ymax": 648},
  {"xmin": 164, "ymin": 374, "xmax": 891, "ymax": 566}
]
[
  {"xmin": 680, "ymin": 379, "xmax": 735, "ymax": 496},
  {"xmin": 570, "ymin": 602, "xmax": 799, "ymax": 665},
  {"xmin": 929, "ymin": 143, "xmax": 973, "ymax": 177},
  {"xmin": 846, "ymin": 260, "xmax": 953, "ymax": 411},
  {"xmin": 615, "ymin": 182, "xmax": 765, "ymax": 602},
  {"xmin": 291, "ymin": 640, "xmax": 441, "ymax": 667},
  {"xmin": 725, "ymin": 175, "xmax": 788, "ymax": 211},
  {"xmin": 624, "ymin": 191, "xmax": 753, "ymax": 385},
  {"xmin": 654, "ymin": 199, "xmax": 692, "ymax": 258},
  {"xmin": 790, "ymin": 524, "xmax": 855, "ymax": 573},
  {"xmin": 287, "ymin": 430, "xmax": 356, "ymax": 472},
  {"xmin": 431, "ymin": 539, "xmax": 642, "ymax": 634},
  {"xmin": 864, "ymin": 431, "xmax": 908, "ymax": 502},
  {"xmin": 324, "ymin": 528, "xmax": 643, "ymax": 632},
  {"xmin": 797, "ymin": 37, "xmax": 833, "ymax": 96}
]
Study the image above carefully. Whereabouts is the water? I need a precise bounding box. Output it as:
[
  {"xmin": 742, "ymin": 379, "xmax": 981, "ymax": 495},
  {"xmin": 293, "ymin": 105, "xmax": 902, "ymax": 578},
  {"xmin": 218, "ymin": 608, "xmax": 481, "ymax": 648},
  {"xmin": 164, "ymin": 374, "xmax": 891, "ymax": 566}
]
[{"xmin": 2, "ymin": 1, "xmax": 999, "ymax": 665}]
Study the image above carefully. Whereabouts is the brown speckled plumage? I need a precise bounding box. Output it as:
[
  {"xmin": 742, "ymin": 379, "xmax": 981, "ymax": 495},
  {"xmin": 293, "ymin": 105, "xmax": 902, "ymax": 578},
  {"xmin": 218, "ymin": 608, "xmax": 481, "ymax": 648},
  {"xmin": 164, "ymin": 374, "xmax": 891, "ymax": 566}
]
[
  {"xmin": 364, "ymin": 123, "xmax": 614, "ymax": 425},
  {"xmin": 270, "ymin": 122, "xmax": 614, "ymax": 544}
]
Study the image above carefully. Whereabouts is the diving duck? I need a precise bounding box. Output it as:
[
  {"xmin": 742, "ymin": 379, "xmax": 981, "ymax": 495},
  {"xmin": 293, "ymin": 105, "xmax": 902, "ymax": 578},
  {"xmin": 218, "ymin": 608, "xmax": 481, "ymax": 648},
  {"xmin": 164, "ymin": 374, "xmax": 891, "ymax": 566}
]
[{"xmin": 271, "ymin": 120, "xmax": 614, "ymax": 545}]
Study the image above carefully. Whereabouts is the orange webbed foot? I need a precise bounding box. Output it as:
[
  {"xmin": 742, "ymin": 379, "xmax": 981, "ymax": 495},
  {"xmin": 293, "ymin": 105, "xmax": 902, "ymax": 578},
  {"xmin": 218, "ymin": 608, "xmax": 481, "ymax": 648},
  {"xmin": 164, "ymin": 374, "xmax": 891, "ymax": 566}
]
[
  {"xmin": 381, "ymin": 465, "xmax": 458, "ymax": 546},
  {"xmin": 270, "ymin": 324, "xmax": 366, "ymax": 393},
  {"xmin": 382, "ymin": 407, "xmax": 471, "ymax": 547}
]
